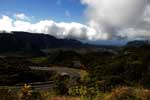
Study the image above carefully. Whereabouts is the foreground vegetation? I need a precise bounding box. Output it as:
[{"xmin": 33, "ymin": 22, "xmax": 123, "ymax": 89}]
[
  {"xmin": 1, "ymin": 41, "xmax": 150, "ymax": 99},
  {"xmin": 0, "ymin": 85, "xmax": 150, "ymax": 100}
]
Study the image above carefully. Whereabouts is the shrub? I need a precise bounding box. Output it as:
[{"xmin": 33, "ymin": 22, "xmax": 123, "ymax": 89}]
[
  {"xmin": 68, "ymin": 85, "xmax": 99, "ymax": 100},
  {"xmin": 29, "ymin": 91, "xmax": 42, "ymax": 100},
  {"xmin": 105, "ymin": 87, "xmax": 138, "ymax": 100},
  {"xmin": 134, "ymin": 88, "xmax": 150, "ymax": 100},
  {"xmin": 0, "ymin": 87, "xmax": 18, "ymax": 100},
  {"xmin": 103, "ymin": 87, "xmax": 150, "ymax": 100},
  {"xmin": 20, "ymin": 84, "xmax": 43, "ymax": 100},
  {"xmin": 53, "ymin": 75, "xmax": 70, "ymax": 95}
]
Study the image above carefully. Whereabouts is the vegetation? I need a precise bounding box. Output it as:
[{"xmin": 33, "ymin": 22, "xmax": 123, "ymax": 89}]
[
  {"xmin": 0, "ymin": 85, "xmax": 150, "ymax": 100},
  {"xmin": 0, "ymin": 40, "xmax": 150, "ymax": 99}
]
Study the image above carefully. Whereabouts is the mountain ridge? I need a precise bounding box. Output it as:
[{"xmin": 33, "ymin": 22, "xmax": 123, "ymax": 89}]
[
  {"xmin": 0, "ymin": 31, "xmax": 148, "ymax": 57},
  {"xmin": 0, "ymin": 31, "xmax": 85, "ymax": 56}
]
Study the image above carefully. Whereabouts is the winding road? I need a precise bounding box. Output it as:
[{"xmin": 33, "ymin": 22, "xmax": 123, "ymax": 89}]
[{"xmin": 11, "ymin": 66, "xmax": 82, "ymax": 90}]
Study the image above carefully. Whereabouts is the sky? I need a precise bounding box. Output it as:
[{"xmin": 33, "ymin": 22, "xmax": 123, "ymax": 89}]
[
  {"xmin": 0, "ymin": 0, "xmax": 85, "ymax": 22},
  {"xmin": 0, "ymin": 0, "xmax": 150, "ymax": 45}
]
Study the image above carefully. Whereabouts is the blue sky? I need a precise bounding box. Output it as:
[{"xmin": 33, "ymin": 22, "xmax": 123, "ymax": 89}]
[
  {"xmin": 0, "ymin": 0, "xmax": 85, "ymax": 22},
  {"xmin": 0, "ymin": 0, "xmax": 149, "ymax": 45}
]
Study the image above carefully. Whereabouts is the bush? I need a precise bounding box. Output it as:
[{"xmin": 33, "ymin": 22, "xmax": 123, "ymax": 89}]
[
  {"xmin": 0, "ymin": 87, "xmax": 18, "ymax": 100},
  {"xmin": 20, "ymin": 84, "xmax": 42, "ymax": 100},
  {"xmin": 53, "ymin": 75, "xmax": 70, "ymax": 95},
  {"xmin": 103, "ymin": 87, "xmax": 150, "ymax": 100},
  {"xmin": 105, "ymin": 87, "xmax": 138, "ymax": 100},
  {"xmin": 68, "ymin": 85, "xmax": 99, "ymax": 100}
]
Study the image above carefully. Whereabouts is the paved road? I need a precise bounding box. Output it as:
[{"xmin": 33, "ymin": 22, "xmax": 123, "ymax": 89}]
[
  {"xmin": 30, "ymin": 66, "xmax": 81, "ymax": 78},
  {"xmin": 1, "ymin": 67, "xmax": 81, "ymax": 90}
]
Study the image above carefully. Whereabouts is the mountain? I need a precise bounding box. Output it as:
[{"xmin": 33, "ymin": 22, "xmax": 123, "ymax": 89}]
[
  {"xmin": 0, "ymin": 31, "xmax": 84, "ymax": 56},
  {"xmin": 126, "ymin": 40, "xmax": 150, "ymax": 47},
  {"xmin": 0, "ymin": 31, "xmax": 123, "ymax": 57},
  {"xmin": 0, "ymin": 31, "xmax": 83, "ymax": 49}
]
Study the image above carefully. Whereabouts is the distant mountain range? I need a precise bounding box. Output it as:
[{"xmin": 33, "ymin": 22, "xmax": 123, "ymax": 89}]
[
  {"xmin": 126, "ymin": 40, "xmax": 150, "ymax": 47},
  {"xmin": 0, "ymin": 31, "xmax": 86, "ymax": 56},
  {"xmin": 0, "ymin": 31, "xmax": 84, "ymax": 49},
  {"xmin": 0, "ymin": 31, "xmax": 149, "ymax": 57}
]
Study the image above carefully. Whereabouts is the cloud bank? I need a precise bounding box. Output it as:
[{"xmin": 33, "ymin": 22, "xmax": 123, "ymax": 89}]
[
  {"xmin": 0, "ymin": 0, "xmax": 150, "ymax": 41},
  {"xmin": 81, "ymin": 0, "xmax": 150, "ymax": 40},
  {"xmin": 0, "ymin": 15, "xmax": 105, "ymax": 40},
  {"xmin": 14, "ymin": 13, "xmax": 29, "ymax": 20}
]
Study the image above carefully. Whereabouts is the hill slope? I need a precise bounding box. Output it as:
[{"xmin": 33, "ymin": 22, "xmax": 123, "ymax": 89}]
[{"xmin": 0, "ymin": 31, "xmax": 84, "ymax": 56}]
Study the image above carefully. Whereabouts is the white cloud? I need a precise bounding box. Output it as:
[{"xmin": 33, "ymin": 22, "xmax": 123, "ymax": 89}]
[
  {"xmin": 143, "ymin": 5, "xmax": 150, "ymax": 23},
  {"xmin": 1, "ymin": 0, "xmax": 150, "ymax": 41},
  {"xmin": 0, "ymin": 15, "xmax": 108, "ymax": 40},
  {"xmin": 118, "ymin": 28, "xmax": 150, "ymax": 40},
  {"xmin": 0, "ymin": 15, "xmax": 13, "ymax": 31},
  {"xmin": 14, "ymin": 13, "xmax": 29, "ymax": 20},
  {"xmin": 81, "ymin": 0, "xmax": 150, "ymax": 40}
]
